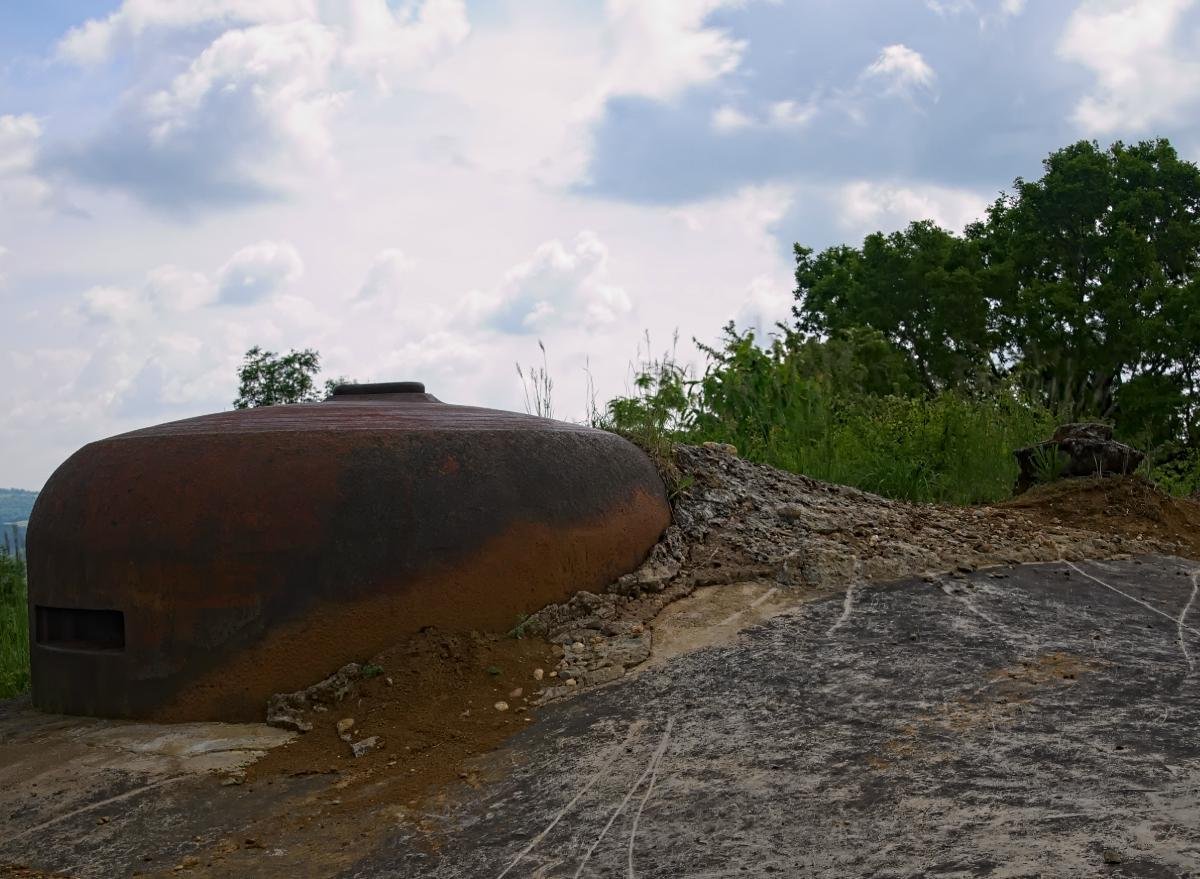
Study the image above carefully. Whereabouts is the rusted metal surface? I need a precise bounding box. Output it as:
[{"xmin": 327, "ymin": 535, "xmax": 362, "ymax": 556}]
[{"xmin": 26, "ymin": 386, "xmax": 670, "ymax": 721}]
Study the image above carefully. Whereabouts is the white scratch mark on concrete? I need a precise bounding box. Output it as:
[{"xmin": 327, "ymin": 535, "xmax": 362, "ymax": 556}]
[
  {"xmin": 1178, "ymin": 572, "xmax": 1198, "ymax": 677},
  {"xmin": 627, "ymin": 719, "xmax": 672, "ymax": 878},
  {"xmin": 717, "ymin": 587, "xmax": 780, "ymax": 627},
  {"xmin": 496, "ymin": 723, "xmax": 643, "ymax": 879},
  {"xmin": 827, "ymin": 558, "xmax": 863, "ymax": 637},
  {"xmin": 573, "ymin": 718, "xmax": 675, "ymax": 879},
  {"xmin": 1065, "ymin": 561, "xmax": 1200, "ymax": 637},
  {"xmin": 7, "ymin": 775, "xmax": 189, "ymax": 844}
]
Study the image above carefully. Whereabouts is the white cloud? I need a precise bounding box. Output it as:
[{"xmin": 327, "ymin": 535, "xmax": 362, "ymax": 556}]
[
  {"xmin": 80, "ymin": 285, "xmax": 143, "ymax": 323},
  {"xmin": 862, "ymin": 44, "xmax": 937, "ymax": 98},
  {"xmin": 329, "ymin": 0, "xmax": 470, "ymax": 88},
  {"xmin": 0, "ymin": 115, "xmax": 52, "ymax": 209},
  {"xmin": 78, "ymin": 264, "xmax": 217, "ymax": 324},
  {"xmin": 357, "ymin": 248, "xmax": 415, "ymax": 301},
  {"xmin": 600, "ymin": 0, "xmax": 746, "ymax": 103},
  {"xmin": 1059, "ymin": 0, "xmax": 1200, "ymax": 134},
  {"xmin": 925, "ymin": 0, "xmax": 1026, "ymax": 24},
  {"xmin": 56, "ymin": 0, "xmax": 316, "ymax": 64},
  {"xmin": 467, "ymin": 232, "xmax": 633, "ymax": 334},
  {"xmin": 144, "ymin": 265, "xmax": 218, "ymax": 312},
  {"xmin": 711, "ymin": 98, "xmax": 818, "ymax": 133},
  {"xmin": 146, "ymin": 21, "xmax": 339, "ymax": 156},
  {"xmin": 733, "ymin": 275, "xmax": 793, "ymax": 338},
  {"xmin": 837, "ymin": 181, "xmax": 988, "ymax": 236},
  {"xmin": 712, "ymin": 104, "xmax": 754, "ymax": 132},
  {"xmin": 422, "ymin": 0, "xmax": 751, "ymax": 186},
  {"xmin": 768, "ymin": 100, "xmax": 818, "ymax": 128},
  {"xmin": 217, "ymin": 240, "xmax": 304, "ymax": 304},
  {"xmin": 56, "ymin": 1, "xmax": 471, "ymax": 208}
]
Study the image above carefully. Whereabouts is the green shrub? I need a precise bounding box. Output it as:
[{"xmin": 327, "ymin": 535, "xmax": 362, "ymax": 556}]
[
  {"xmin": 0, "ymin": 550, "xmax": 29, "ymax": 698},
  {"xmin": 604, "ymin": 326, "xmax": 1059, "ymax": 506}
]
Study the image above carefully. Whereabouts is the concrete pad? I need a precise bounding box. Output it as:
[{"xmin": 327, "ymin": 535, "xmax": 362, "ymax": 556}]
[
  {"xmin": 3, "ymin": 555, "xmax": 1199, "ymax": 878},
  {"xmin": 350, "ymin": 555, "xmax": 1200, "ymax": 878}
]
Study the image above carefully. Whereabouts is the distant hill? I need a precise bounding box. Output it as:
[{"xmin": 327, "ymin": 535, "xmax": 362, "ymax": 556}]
[
  {"xmin": 1, "ymin": 489, "xmax": 37, "ymax": 554},
  {"xmin": 0, "ymin": 488, "xmax": 37, "ymax": 525}
]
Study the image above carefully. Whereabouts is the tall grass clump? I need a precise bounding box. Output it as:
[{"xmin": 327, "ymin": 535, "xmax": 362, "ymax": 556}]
[
  {"xmin": 0, "ymin": 548, "xmax": 29, "ymax": 698},
  {"xmin": 603, "ymin": 325, "xmax": 1059, "ymax": 506}
]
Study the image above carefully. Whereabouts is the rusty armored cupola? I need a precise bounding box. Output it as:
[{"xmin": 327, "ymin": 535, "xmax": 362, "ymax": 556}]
[{"xmin": 26, "ymin": 384, "xmax": 671, "ymax": 721}]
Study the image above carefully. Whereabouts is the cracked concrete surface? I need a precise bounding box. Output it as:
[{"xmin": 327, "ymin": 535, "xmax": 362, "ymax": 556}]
[
  {"xmin": 350, "ymin": 555, "xmax": 1200, "ymax": 879},
  {"xmin": 3, "ymin": 555, "xmax": 1200, "ymax": 878}
]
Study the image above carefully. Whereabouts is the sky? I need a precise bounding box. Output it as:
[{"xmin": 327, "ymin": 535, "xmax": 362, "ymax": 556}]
[{"xmin": 2, "ymin": 0, "xmax": 1199, "ymax": 489}]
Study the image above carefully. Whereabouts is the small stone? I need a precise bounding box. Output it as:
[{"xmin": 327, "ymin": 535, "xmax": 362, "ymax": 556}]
[
  {"xmin": 494, "ymin": 701, "xmax": 509, "ymax": 711},
  {"xmin": 385, "ymin": 677, "xmax": 394, "ymax": 686},
  {"xmin": 571, "ymin": 641, "xmax": 586, "ymax": 653},
  {"xmin": 221, "ymin": 774, "xmax": 245, "ymax": 786},
  {"xmin": 549, "ymin": 671, "xmax": 558, "ymax": 678},
  {"xmin": 533, "ymin": 668, "xmax": 544, "ymax": 681},
  {"xmin": 564, "ymin": 678, "xmax": 577, "ymax": 687},
  {"xmin": 336, "ymin": 717, "xmax": 355, "ymax": 735},
  {"xmin": 509, "ymin": 687, "xmax": 523, "ymax": 699},
  {"xmin": 350, "ymin": 736, "xmax": 382, "ymax": 758},
  {"xmin": 1102, "ymin": 849, "xmax": 1122, "ymax": 865},
  {"xmin": 630, "ymin": 624, "xmax": 644, "ymax": 635}
]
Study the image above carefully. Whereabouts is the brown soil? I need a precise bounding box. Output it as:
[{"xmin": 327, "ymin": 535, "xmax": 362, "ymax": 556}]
[
  {"xmin": 246, "ymin": 628, "xmax": 558, "ymax": 791},
  {"xmin": 170, "ymin": 629, "xmax": 562, "ymax": 875},
  {"xmin": 1001, "ymin": 476, "xmax": 1200, "ymax": 559}
]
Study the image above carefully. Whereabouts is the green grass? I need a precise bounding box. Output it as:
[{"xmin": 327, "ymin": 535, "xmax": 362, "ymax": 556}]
[
  {"xmin": 600, "ymin": 332, "xmax": 1062, "ymax": 506},
  {"xmin": 695, "ymin": 391, "xmax": 1059, "ymax": 506},
  {"xmin": 0, "ymin": 551, "xmax": 29, "ymax": 698}
]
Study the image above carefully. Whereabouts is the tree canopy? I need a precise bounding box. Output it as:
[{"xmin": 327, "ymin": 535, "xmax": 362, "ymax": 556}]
[
  {"xmin": 234, "ymin": 346, "xmax": 325, "ymax": 409},
  {"xmin": 792, "ymin": 138, "xmax": 1200, "ymax": 449}
]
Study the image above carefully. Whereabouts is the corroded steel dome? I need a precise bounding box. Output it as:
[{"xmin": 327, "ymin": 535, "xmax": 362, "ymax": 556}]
[{"xmin": 27, "ymin": 383, "xmax": 670, "ymax": 721}]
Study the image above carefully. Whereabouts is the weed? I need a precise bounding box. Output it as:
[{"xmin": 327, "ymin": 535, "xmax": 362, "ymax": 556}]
[
  {"xmin": 0, "ymin": 549, "xmax": 29, "ymax": 698},
  {"xmin": 516, "ymin": 340, "xmax": 554, "ymax": 420}
]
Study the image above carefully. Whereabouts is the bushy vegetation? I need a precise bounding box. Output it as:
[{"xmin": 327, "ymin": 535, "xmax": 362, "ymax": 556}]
[
  {"xmin": 0, "ymin": 549, "xmax": 29, "ymax": 699},
  {"xmin": 600, "ymin": 327, "xmax": 1059, "ymax": 505},
  {"xmin": 601, "ymin": 138, "xmax": 1200, "ymax": 504}
]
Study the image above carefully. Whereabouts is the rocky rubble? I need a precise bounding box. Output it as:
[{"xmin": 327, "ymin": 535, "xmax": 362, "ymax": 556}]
[
  {"xmin": 1014, "ymin": 422, "xmax": 1144, "ymax": 493},
  {"xmin": 266, "ymin": 662, "xmax": 363, "ymax": 734},
  {"xmin": 524, "ymin": 441, "xmax": 1167, "ymax": 701}
]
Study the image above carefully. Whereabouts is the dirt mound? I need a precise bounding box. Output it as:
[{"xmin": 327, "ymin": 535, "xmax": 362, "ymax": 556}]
[
  {"xmin": 245, "ymin": 628, "xmax": 557, "ymax": 803},
  {"xmin": 1002, "ymin": 476, "xmax": 1200, "ymax": 558}
]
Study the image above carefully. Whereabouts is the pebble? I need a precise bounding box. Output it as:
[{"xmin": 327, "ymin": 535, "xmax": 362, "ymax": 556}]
[
  {"xmin": 336, "ymin": 717, "xmax": 355, "ymax": 735},
  {"xmin": 549, "ymin": 671, "xmax": 558, "ymax": 678},
  {"xmin": 1102, "ymin": 849, "xmax": 1122, "ymax": 865},
  {"xmin": 564, "ymin": 678, "xmax": 577, "ymax": 687},
  {"xmin": 350, "ymin": 736, "xmax": 382, "ymax": 758},
  {"xmin": 571, "ymin": 641, "xmax": 586, "ymax": 653},
  {"xmin": 533, "ymin": 668, "xmax": 545, "ymax": 681},
  {"xmin": 494, "ymin": 701, "xmax": 509, "ymax": 712},
  {"xmin": 509, "ymin": 687, "xmax": 523, "ymax": 699}
]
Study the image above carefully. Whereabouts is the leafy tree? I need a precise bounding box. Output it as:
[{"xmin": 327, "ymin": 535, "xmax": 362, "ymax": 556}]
[
  {"xmin": 795, "ymin": 222, "xmax": 996, "ymax": 393},
  {"xmin": 234, "ymin": 346, "xmax": 324, "ymax": 409},
  {"xmin": 981, "ymin": 138, "xmax": 1200, "ymax": 443},
  {"xmin": 792, "ymin": 138, "xmax": 1200, "ymax": 448}
]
